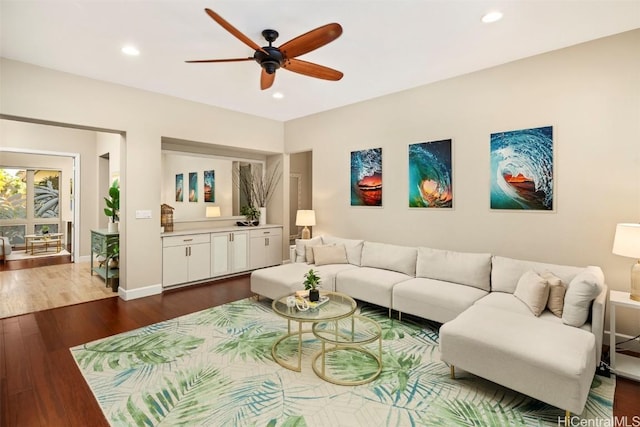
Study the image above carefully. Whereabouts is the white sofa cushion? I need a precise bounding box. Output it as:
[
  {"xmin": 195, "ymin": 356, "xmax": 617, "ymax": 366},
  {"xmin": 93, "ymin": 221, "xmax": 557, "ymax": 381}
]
[
  {"xmin": 393, "ymin": 277, "xmax": 488, "ymax": 324},
  {"xmin": 491, "ymin": 256, "xmax": 585, "ymax": 294},
  {"xmin": 361, "ymin": 241, "xmax": 417, "ymax": 276},
  {"xmin": 513, "ymin": 270, "xmax": 549, "ymax": 316},
  {"xmin": 562, "ymin": 267, "xmax": 604, "ymax": 327},
  {"xmin": 335, "ymin": 267, "xmax": 411, "ymax": 308},
  {"xmin": 313, "ymin": 244, "xmax": 348, "ymax": 266},
  {"xmin": 416, "ymin": 247, "xmax": 492, "ymax": 291},
  {"xmin": 322, "ymin": 236, "xmax": 364, "ymax": 266},
  {"xmin": 251, "ymin": 262, "xmax": 357, "ymax": 300},
  {"xmin": 294, "ymin": 236, "xmax": 322, "ymax": 263}
]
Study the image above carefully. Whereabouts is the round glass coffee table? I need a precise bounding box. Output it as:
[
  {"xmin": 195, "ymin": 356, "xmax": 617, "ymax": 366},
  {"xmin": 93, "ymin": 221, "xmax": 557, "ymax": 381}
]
[
  {"xmin": 312, "ymin": 315, "xmax": 382, "ymax": 385},
  {"xmin": 272, "ymin": 291, "xmax": 357, "ymax": 372}
]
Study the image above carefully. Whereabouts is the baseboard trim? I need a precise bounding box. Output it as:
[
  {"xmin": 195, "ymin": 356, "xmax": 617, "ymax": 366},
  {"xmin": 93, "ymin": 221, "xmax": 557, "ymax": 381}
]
[{"xmin": 118, "ymin": 283, "xmax": 163, "ymax": 301}]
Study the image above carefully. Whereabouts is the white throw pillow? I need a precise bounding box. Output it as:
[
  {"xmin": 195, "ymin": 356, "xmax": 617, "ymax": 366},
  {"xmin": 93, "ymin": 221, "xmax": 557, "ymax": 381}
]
[
  {"xmin": 295, "ymin": 236, "xmax": 322, "ymax": 263},
  {"xmin": 562, "ymin": 270, "xmax": 602, "ymax": 327},
  {"xmin": 541, "ymin": 271, "xmax": 566, "ymax": 317},
  {"xmin": 313, "ymin": 244, "xmax": 348, "ymax": 266},
  {"xmin": 514, "ymin": 270, "xmax": 550, "ymax": 316}
]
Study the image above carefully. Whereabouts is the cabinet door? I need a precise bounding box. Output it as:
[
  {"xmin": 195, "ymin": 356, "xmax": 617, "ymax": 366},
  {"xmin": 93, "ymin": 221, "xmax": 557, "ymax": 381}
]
[
  {"xmin": 231, "ymin": 231, "xmax": 249, "ymax": 272},
  {"xmin": 188, "ymin": 242, "xmax": 211, "ymax": 282},
  {"xmin": 163, "ymin": 245, "xmax": 189, "ymax": 287},
  {"xmin": 265, "ymin": 234, "xmax": 283, "ymax": 267},
  {"xmin": 249, "ymin": 237, "xmax": 266, "ymax": 270},
  {"xmin": 211, "ymin": 233, "xmax": 230, "ymax": 277}
]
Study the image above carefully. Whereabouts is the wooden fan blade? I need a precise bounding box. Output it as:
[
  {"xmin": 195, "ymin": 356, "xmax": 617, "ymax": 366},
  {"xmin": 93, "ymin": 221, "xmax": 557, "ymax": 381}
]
[
  {"xmin": 204, "ymin": 8, "xmax": 267, "ymax": 54},
  {"xmin": 283, "ymin": 58, "xmax": 343, "ymax": 81},
  {"xmin": 185, "ymin": 57, "xmax": 254, "ymax": 63},
  {"xmin": 260, "ymin": 70, "xmax": 276, "ymax": 90},
  {"xmin": 279, "ymin": 23, "xmax": 342, "ymax": 59}
]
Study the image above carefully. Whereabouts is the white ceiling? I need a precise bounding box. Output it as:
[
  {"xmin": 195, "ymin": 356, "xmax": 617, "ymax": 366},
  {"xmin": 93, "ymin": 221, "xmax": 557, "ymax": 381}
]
[{"xmin": 2, "ymin": 1, "xmax": 639, "ymax": 122}]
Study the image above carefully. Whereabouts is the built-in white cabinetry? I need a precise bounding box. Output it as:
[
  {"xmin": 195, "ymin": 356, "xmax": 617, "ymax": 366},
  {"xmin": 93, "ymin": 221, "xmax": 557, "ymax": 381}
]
[
  {"xmin": 249, "ymin": 227, "xmax": 283, "ymax": 269},
  {"xmin": 210, "ymin": 230, "xmax": 249, "ymax": 277},
  {"xmin": 162, "ymin": 233, "xmax": 211, "ymax": 287},
  {"xmin": 162, "ymin": 225, "xmax": 282, "ymax": 288}
]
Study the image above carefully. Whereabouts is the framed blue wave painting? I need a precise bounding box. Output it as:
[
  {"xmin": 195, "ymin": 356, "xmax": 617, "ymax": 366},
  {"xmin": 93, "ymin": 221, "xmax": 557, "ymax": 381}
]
[
  {"xmin": 408, "ymin": 139, "xmax": 453, "ymax": 208},
  {"xmin": 490, "ymin": 126, "xmax": 553, "ymax": 210},
  {"xmin": 351, "ymin": 148, "xmax": 382, "ymax": 206}
]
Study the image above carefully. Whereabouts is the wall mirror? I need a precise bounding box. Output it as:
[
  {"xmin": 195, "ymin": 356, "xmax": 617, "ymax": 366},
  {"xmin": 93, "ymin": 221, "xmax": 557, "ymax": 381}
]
[{"xmin": 161, "ymin": 137, "xmax": 268, "ymax": 223}]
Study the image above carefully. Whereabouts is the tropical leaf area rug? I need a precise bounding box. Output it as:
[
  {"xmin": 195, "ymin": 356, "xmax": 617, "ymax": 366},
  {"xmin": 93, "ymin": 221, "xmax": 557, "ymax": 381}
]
[{"xmin": 70, "ymin": 297, "xmax": 614, "ymax": 427}]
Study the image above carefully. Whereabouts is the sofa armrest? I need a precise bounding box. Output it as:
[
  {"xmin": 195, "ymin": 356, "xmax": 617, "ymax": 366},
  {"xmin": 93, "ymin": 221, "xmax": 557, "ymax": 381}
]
[{"xmin": 591, "ymin": 283, "xmax": 608, "ymax": 365}]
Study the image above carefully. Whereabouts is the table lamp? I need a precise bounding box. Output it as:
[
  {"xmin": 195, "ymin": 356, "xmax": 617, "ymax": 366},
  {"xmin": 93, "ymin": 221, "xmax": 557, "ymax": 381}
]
[
  {"xmin": 612, "ymin": 223, "xmax": 640, "ymax": 301},
  {"xmin": 296, "ymin": 210, "xmax": 316, "ymax": 239},
  {"xmin": 206, "ymin": 206, "xmax": 221, "ymax": 218}
]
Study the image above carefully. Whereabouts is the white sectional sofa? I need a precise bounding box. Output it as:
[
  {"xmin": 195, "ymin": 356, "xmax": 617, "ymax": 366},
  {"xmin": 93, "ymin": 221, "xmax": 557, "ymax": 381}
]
[{"xmin": 250, "ymin": 236, "xmax": 607, "ymax": 416}]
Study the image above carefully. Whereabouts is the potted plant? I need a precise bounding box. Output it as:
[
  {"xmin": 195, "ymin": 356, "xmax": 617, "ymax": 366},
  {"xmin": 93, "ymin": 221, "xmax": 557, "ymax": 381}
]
[
  {"xmin": 239, "ymin": 205, "xmax": 260, "ymax": 226},
  {"xmin": 104, "ymin": 179, "xmax": 120, "ymax": 232},
  {"xmin": 40, "ymin": 225, "xmax": 49, "ymax": 235},
  {"xmin": 303, "ymin": 269, "xmax": 322, "ymax": 302}
]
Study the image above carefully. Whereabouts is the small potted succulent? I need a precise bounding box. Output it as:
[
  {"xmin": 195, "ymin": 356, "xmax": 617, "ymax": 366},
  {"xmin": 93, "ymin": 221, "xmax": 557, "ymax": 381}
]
[{"xmin": 303, "ymin": 269, "xmax": 322, "ymax": 302}]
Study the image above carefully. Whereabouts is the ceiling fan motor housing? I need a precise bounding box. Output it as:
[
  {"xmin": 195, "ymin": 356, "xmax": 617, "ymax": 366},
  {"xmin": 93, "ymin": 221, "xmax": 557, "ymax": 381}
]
[{"xmin": 254, "ymin": 46, "xmax": 283, "ymax": 74}]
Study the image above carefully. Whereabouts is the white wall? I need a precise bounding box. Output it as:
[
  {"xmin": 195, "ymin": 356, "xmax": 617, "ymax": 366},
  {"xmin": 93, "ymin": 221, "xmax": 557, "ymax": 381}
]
[
  {"xmin": 0, "ymin": 58, "xmax": 284, "ymax": 296},
  {"xmin": 285, "ymin": 30, "xmax": 640, "ymax": 334}
]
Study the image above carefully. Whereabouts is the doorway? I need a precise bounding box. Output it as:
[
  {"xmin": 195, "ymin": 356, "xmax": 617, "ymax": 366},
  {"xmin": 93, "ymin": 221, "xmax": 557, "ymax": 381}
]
[{"xmin": 289, "ymin": 151, "xmax": 313, "ymax": 244}]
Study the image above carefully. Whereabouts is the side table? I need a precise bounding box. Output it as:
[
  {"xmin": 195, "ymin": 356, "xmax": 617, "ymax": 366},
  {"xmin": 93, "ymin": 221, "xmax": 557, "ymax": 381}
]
[{"xmin": 609, "ymin": 290, "xmax": 640, "ymax": 381}]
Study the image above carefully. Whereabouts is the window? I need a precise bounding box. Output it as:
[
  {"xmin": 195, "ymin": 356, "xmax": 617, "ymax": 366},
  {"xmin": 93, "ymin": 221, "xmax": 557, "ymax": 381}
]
[{"xmin": 0, "ymin": 168, "xmax": 61, "ymax": 246}]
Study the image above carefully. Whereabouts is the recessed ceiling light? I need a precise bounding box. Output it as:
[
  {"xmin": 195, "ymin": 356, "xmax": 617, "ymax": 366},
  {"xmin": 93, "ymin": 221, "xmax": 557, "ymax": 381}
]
[
  {"xmin": 481, "ymin": 11, "xmax": 503, "ymax": 23},
  {"xmin": 121, "ymin": 45, "xmax": 140, "ymax": 56},
  {"xmin": 272, "ymin": 92, "xmax": 284, "ymax": 100}
]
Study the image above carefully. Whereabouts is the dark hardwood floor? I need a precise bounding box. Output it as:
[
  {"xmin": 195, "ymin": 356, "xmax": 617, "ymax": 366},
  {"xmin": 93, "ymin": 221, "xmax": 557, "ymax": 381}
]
[
  {"xmin": 1, "ymin": 275, "xmax": 638, "ymax": 426},
  {"xmin": 0, "ymin": 254, "xmax": 72, "ymax": 271}
]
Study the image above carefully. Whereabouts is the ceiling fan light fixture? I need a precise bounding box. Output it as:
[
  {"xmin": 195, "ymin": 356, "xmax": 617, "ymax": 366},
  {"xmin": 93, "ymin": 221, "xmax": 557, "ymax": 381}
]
[
  {"xmin": 121, "ymin": 45, "xmax": 140, "ymax": 56},
  {"xmin": 481, "ymin": 11, "xmax": 503, "ymax": 23}
]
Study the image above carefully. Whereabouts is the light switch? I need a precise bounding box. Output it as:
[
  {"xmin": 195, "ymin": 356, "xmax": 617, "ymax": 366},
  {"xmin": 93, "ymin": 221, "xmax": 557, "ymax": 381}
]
[{"xmin": 135, "ymin": 210, "xmax": 152, "ymax": 219}]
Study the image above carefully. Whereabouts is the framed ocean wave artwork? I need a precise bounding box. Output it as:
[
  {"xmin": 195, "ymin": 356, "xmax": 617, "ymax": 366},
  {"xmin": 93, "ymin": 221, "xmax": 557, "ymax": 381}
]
[
  {"xmin": 204, "ymin": 170, "xmax": 215, "ymax": 203},
  {"xmin": 490, "ymin": 126, "xmax": 553, "ymax": 211},
  {"xmin": 351, "ymin": 148, "xmax": 382, "ymax": 207},
  {"xmin": 408, "ymin": 139, "xmax": 453, "ymax": 208},
  {"xmin": 175, "ymin": 173, "xmax": 183, "ymax": 202},
  {"xmin": 188, "ymin": 172, "xmax": 198, "ymax": 202}
]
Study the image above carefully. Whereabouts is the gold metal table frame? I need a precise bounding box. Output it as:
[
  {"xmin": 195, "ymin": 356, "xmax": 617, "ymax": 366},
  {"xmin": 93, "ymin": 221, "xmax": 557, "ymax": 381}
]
[
  {"xmin": 312, "ymin": 314, "xmax": 382, "ymax": 386},
  {"xmin": 271, "ymin": 292, "xmax": 382, "ymax": 385},
  {"xmin": 271, "ymin": 291, "xmax": 357, "ymax": 373}
]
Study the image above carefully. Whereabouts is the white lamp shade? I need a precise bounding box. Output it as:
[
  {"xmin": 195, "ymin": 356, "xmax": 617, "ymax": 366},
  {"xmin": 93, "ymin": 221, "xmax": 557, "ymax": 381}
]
[
  {"xmin": 296, "ymin": 210, "xmax": 316, "ymax": 227},
  {"xmin": 206, "ymin": 206, "xmax": 221, "ymax": 218},
  {"xmin": 612, "ymin": 223, "xmax": 640, "ymax": 258}
]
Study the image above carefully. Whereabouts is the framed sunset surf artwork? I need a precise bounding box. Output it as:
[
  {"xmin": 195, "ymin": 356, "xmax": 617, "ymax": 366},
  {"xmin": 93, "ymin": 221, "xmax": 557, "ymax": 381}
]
[
  {"xmin": 490, "ymin": 126, "xmax": 553, "ymax": 211},
  {"xmin": 350, "ymin": 148, "xmax": 382, "ymax": 207},
  {"xmin": 408, "ymin": 139, "xmax": 453, "ymax": 208}
]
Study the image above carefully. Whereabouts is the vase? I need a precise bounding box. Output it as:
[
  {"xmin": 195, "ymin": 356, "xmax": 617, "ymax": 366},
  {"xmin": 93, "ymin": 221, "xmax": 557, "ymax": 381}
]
[
  {"xmin": 259, "ymin": 207, "xmax": 267, "ymax": 226},
  {"xmin": 309, "ymin": 289, "xmax": 320, "ymax": 302},
  {"xmin": 108, "ymin": 222, "xmax": 119, "ymax": 233}
]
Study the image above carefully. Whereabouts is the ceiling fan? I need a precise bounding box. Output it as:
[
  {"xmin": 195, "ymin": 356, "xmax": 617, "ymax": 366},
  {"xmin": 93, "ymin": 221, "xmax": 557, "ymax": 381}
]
[{"xmin": 186, "ymin": 8, "xmax": 344, "ymax": 90}]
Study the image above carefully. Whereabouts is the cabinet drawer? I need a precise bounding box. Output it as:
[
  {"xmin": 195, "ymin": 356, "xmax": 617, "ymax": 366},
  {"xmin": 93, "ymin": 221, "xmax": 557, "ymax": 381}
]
[
  {"xmin": 163, "ymin": 233, "xmax": 210, "ymax": 247},
  {"xmin": 249, "ymin": 228, "xmax": 282, "ymax": 238}
]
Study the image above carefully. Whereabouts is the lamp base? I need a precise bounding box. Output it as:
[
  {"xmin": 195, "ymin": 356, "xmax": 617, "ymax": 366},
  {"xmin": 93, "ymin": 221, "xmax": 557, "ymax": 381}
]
[
  {"xmin": 631, "ymin": 261, "xmax": 640, "ymax": 302},
  {"xmin": 301, "ymin": 226, "xmax": 311, "ymax": 240}
]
